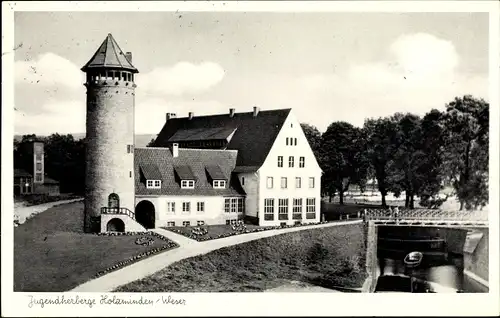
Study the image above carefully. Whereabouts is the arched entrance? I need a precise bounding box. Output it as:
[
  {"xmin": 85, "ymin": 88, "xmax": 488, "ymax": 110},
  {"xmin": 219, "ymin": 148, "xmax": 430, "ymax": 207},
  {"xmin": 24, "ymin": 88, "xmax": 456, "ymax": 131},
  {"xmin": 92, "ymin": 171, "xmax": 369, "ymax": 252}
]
[
  {"xmin": 108, "ymin": 193, "xmax": 120, "ymax": 209},
  {"xmin": 106, "ymin": 218, "xmax": 125, "ymax": 232},
  {"xmin": 135, "ymin": 200, "xmax": 156, "ymax": 229}
]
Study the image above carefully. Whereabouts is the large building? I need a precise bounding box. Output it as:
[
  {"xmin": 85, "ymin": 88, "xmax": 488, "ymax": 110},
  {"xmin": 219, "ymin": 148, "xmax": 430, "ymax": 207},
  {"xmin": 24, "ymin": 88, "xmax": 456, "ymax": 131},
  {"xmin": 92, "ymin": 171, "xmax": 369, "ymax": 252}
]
[{"xmin": 82, "ymin": 34, "xmax": 322, "ymax": 233}]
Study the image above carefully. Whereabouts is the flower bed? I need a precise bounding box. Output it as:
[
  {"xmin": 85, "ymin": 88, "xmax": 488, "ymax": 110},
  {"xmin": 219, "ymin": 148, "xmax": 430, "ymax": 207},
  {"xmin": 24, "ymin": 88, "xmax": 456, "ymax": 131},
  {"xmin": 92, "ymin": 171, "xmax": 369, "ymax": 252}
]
[
  {"xmin": 164, "ymin": 220, "xmax": 347, "ymax": 242},
  {"xmin": 92, "ymin": 231, "xmax": 179, "ymax": 278}
]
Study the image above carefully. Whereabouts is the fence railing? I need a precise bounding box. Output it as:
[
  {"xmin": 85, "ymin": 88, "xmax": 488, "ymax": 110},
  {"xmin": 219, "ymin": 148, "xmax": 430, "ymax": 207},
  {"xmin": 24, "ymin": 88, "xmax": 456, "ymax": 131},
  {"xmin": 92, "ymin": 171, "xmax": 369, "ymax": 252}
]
[
  {"xmin": 364, "ymin": 208, "xmax": 488, "ymax": 223},
  {"xmin": 100, "ymin": 207, "xmax": 135, "ymax": 219}
]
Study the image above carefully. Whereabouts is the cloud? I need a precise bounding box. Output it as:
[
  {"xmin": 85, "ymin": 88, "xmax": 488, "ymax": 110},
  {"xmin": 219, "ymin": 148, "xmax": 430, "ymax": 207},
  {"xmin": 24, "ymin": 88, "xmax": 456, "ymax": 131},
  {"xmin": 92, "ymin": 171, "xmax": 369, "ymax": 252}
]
[
  {"xmin": 15, "ymin": 100, "xmax": 86, "ymax": 135},
  {"xmin": 292, "ymin": 33, "xmax": 487, "ymax": 132},
  {"xmin": 389, "ymin": 33, "xmax": 459, "ymax": 77},
  {"xmin": 15, "ymin": 53, "xmax": 84, "ymax": 89},
  {"xmin": 136, "ymin": 62, "xmax": 225, "ymax": 96}
]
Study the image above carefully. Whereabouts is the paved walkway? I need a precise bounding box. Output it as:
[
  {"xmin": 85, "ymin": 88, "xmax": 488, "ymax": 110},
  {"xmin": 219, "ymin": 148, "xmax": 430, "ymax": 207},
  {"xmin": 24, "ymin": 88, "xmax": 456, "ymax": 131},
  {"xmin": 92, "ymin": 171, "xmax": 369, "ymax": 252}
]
[
  {"xmin": 71, "ymin": 220, "xmax": 362, "ymax": 292},
  {"xmin": 14, "ymin": 198, "xmax": 83, "ymax": 225}
]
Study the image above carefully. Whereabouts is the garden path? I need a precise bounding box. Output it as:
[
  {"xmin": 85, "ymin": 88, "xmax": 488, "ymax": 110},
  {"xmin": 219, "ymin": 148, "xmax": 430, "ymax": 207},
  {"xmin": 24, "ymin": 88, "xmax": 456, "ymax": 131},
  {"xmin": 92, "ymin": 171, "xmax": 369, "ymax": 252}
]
[
  {"xmin": 14, "ymin": 198, "xmax": 83, "ymax": 225},
  {"xmin": 70, "ymin": 220, "xmax": 363, "ymax": 292}
]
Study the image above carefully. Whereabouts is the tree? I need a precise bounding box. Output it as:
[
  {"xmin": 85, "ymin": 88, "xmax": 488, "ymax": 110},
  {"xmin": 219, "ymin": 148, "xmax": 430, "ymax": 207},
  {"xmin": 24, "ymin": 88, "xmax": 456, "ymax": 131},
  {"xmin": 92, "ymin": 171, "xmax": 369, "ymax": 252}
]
[
  {"xmin": 386, "ymin": 113, "xmax": 423, "ymax": 209},
  {"xmin": 301, "ymin": 123, "xmax": 322, "ymax": 158},
  {"xmin": 442, "ymin": 95, "xmax": 489, "ymax": 210},
  {"xmin": 415, "ymin": 109, "xmax": 447, "ymax": 208},
  {"xmin": 320, "ymin": 122, "xmax": 369, "ymax": 205},
  {"xmin": 363, "ymin": 117, "xmax": 399, "ymax": 207},
  {"xmin": 14, "ymin": 133, "xmax": 86, "ymax": 195}
]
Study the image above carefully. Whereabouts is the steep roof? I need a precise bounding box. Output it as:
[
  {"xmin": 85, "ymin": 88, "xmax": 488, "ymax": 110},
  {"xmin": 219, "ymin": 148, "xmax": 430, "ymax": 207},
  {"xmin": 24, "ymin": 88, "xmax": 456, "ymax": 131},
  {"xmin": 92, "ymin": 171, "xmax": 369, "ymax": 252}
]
[
  {"xmin": 81, "ymin": 33, "xmax": 138, "ymax": 73},
  {"xmin": 134, "ymin": 147, "xmax": 245, "ymax": 196},
  {"xmin": 154, "ymin": 109, "xmax": 291, "ymax": 170}
]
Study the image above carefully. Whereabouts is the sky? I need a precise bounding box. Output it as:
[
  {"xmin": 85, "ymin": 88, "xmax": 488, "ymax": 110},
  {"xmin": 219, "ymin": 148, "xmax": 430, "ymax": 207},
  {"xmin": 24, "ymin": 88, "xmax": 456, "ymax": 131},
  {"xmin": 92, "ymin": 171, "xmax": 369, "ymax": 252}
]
[{"xmin": 13, "ymin": 11, "xmax": 489, "ymax": 135}]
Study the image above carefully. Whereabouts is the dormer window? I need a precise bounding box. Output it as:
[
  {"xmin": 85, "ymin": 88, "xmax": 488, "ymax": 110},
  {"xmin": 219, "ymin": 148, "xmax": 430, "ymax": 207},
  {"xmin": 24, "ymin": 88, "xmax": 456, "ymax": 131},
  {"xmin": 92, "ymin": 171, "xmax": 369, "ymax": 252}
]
[
  {"xmin": 181, "ymin": 180, "xmax": 195, "ymax": 189},
  {"xmin": 147, "ymin": 180, "xmax": 161, "ymax": 189},
  {"xmin": 213, "ymin": 180, "xmax": 226, "ymax": 189}
]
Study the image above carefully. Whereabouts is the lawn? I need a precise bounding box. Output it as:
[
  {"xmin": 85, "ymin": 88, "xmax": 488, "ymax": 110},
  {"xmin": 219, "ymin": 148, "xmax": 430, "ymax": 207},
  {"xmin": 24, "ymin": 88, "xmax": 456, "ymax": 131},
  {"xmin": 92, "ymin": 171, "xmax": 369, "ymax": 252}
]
[
  {"xmin": 116, "ymin": 223, "xmax": 367, "ymax": 292},
  {"xmin": 14, "ymin": 201, "xmax": 178, "ymax": 292}
]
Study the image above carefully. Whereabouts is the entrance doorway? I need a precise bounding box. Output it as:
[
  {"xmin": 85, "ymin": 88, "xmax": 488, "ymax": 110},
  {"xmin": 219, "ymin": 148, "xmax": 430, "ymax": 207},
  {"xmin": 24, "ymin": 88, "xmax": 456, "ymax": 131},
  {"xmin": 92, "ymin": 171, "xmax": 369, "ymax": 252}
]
[
  {"xmin": 106, "ymin": 218, "xmax": 125, "ymax": 232},
  {"xmin": 135, "ymin": 200, "xmax": 156, "ymax": 229}
]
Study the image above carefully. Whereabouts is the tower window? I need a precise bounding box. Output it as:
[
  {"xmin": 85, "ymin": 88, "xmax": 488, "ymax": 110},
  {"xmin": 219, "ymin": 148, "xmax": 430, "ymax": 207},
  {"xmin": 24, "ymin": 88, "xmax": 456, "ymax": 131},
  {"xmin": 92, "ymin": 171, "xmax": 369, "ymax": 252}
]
[{"xmin": 127, "ymin": 73, "xmax": 131, "ymax": 81}]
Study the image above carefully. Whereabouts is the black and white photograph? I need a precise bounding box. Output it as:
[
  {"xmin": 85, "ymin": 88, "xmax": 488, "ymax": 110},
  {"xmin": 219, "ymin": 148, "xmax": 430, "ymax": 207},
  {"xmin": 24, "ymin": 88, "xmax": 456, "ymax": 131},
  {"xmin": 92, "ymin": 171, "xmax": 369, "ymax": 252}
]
[{"xmin": 2, "ymin": 1, "xmax": 499, "ymax": 317}]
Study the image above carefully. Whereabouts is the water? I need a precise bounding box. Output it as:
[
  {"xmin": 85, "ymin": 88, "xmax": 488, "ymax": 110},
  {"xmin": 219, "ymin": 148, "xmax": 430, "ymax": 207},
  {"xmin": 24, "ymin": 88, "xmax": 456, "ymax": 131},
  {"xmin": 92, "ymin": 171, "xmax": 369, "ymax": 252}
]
[{"xmin": 376, "ymin": 254, "xmax": 480, "ymax": 292}]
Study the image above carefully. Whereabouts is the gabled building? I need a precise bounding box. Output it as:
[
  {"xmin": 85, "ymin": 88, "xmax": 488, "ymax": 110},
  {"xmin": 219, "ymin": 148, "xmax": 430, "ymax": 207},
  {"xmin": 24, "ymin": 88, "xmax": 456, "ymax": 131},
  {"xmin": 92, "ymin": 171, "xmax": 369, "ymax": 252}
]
[{"xmin": 135, "ymin": 107, "xmax": 322, "ymax": 227}]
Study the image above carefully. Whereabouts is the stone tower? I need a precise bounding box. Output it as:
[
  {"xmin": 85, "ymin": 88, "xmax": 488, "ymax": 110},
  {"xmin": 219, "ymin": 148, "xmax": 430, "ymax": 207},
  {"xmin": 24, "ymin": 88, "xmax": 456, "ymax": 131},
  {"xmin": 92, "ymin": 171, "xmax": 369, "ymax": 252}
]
[{"xmin": 81, "ymin": 34, "xmax": 139, "ymax": 233}]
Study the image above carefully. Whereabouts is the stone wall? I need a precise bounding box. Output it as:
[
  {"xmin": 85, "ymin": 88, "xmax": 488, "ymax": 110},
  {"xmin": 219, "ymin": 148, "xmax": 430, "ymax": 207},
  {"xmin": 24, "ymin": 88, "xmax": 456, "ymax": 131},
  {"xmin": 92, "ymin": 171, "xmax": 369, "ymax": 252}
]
[
  {"xmin": 84, "ymin": 76, "xmax": 136, "ymax": 233},
  {"xmin": 364, "ymin": 221, "xmax": 378, "ymax": 292},
  {"xmin": 463, "ymin": 228, "xmax": 489, "ymax": 283}
]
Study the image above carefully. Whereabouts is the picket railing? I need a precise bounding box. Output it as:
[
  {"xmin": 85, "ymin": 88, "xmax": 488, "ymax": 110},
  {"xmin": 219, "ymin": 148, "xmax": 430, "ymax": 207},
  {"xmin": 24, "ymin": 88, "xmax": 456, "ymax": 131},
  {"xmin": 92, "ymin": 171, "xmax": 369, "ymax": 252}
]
[{"xmin": 364, "ymin": 208, "xmax": 488, "ymax": 226}]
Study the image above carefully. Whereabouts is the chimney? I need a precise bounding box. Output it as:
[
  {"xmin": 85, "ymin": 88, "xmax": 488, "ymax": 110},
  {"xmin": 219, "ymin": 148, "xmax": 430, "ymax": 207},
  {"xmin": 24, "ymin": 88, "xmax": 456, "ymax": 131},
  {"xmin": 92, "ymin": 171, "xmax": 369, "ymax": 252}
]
[
  {"xmin": 253, "ymin": 106, "xmax": 260, "ymax": 117},
  {"xmin": 188, "ymin": 112, "xmax": 194, "ymax": 120},
  {"xmin": 125, "ymin": 52, "xmax": 133, "ymax": 63},
  {"xmin": 171, "ymin": 143, "xmax": 179, "ymax": 158},
  {"xmin": 166, "ymin": 113, "xmax": 177, "ymax": 121},
  {"xmin": 229, "ymin": 108, "xmax": 235, "ymax": 118}
]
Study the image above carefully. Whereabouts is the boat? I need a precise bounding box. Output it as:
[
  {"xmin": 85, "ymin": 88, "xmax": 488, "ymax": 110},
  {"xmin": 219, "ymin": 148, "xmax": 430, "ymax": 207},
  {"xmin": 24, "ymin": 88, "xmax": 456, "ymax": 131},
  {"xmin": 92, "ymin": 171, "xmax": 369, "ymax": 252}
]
[{"xmin": 404, "ymin": 251, "xmax": 423, "ymax": 268}]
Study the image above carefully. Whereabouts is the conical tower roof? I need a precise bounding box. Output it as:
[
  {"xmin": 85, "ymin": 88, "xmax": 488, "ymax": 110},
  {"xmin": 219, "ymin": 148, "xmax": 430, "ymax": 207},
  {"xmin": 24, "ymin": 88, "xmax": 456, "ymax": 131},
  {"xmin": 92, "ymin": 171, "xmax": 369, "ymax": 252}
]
[{"xmin": 81, "ymin": 34, "xmax": 138, "ymax": 73}]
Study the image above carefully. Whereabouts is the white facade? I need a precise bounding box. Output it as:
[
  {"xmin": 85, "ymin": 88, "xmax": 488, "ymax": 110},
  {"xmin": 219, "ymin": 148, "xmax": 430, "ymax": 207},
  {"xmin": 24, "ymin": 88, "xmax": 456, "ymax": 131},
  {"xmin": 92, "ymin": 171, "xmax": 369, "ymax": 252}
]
[
  {"xmin": 250, "ymin": 110, "xmax": 322, "ymax": 226},
  {"xmin": 136, "ymin": 195, "xmax": 245, "ymax": 227}
]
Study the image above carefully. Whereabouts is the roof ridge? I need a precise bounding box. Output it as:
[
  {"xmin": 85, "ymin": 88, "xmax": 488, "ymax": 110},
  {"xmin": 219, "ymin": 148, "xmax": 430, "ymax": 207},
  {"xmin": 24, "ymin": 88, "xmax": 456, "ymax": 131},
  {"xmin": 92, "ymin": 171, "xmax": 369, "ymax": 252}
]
[
  {"xmin": 169, "ymin": 108, "xmax": 292, "ymax": 120},
  {"xmin": 109, "ymin": 35, "xmax": 123, "ymax": 68}
]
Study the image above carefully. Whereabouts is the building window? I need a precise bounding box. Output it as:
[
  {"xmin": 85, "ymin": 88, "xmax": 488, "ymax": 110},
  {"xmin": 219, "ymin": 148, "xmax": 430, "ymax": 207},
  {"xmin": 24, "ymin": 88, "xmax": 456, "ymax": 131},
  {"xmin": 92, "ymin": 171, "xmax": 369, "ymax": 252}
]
[
  {"xmin": 309, "ymin": 177, "xmax": 315, "ymax": 188},
  {"xmin": 35, "ymin": 162, "xmax": 42, "ymax": 172},
  {"xmin": 295, "ymin": 177, "xmax": 301, "ymax": 188},
  {"xmin": 231, "ymin": 198, "xmax": 237, "ymax": 213},
  {"xmin": 213, "ymin": 180, "xmax": 226, "ymax": 188},
  {"xmin": 225, "ymin": 197, "xmax": 244, "ymax": 213},
  {"xmin": 278, "ymin": 156, "xmax": 283, "ymax": 167},
  {"xmin": 286, "ymin": 137, "xmax": 289, "ymax": 146},
  {"xmin": 127, "ymin": 145, "xmax": 134, "ymax": 153},
  {"xmin": 146, "ymin": 180, "xmax": 161, "ymax": 189},
  {"xmin": 167, "ymin": 202, "xmax": 176, "ymax": 214},
  {"xmin": 183, "ymin": 221, "xmax": 191, "ymax": 227},
  {"xmin": 167, "ymin": 221, "xmax": 175, "ymax": 227},
  {"xmin": 293, "ymin": 199, "xmax": 302, "ymax": 213},
  {"xmin": 182, "ymin": 202, "xmax": 191, "ymax": 214},
  {"xmin": 241, "ymin": 177, "xmax": 245, "ymax": 185},
  {"xmin": 281, "ymin": 177, "xmax": 287, "ymax": 189},
  {"xmin": 299, "ymin": 157, "xmax": 305, "ymax": 168},
  {"xmin": 289, "ymin": 156, "xmax": 294, "ymax": 168},
  {"xmin": 306, "ymin": 198, "xmax": 316, "ymax": 219},
  {"xmin": 267, "ymin": 177, "xmax": 273, "ymax": 189},
  {"xmin": 35, "ymin": 153, "xmax": 42, "ymax": 162},
  {"xmin": 197, "ymin": 220, "xmax": 205, "ymax": 226},
  {"xmin": 35, "ymin": 173, "xmax": 43, "ymax": 182},
  {"xmin": 130, "ymin": 171, "xmax": 132, "ymax": 178},
  {"xmin": 264, "ymin": 198, "xmax": 274, "ymax": 221},
  {"xmin": 294, "ymin": 138, "xmax": 297, "ymax": 146},
  {"xmin": 181, "ymin": 180, "xmax": 195, "ymax": 189},
  {"xmin": 237, "ymin": 198, "xmax": 244, "ymax": 213},
  {"xmin": 278, "ymin": 199, "xmax": 289, "ymax": 220},
  {"xmin": 197, "ymin": 202, "xmax": 205, "ymax": 213}
]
